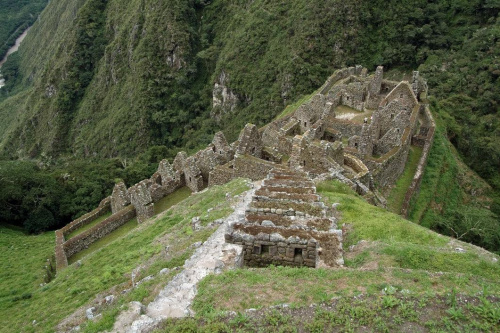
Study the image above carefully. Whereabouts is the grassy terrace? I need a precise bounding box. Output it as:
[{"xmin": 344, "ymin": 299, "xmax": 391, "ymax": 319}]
[
  {"xmin": 0, "ymin": 179, "xmax": 250, "ymax": 333},
  {"xmin": 387, "ymin": 145, "xmax": 423, "ymax": 214},
  {"xmin": 188, "ymin": 180, "xmax": 499, "ymax": 332},
  {"xmin": 65, "ymin": 212, "xmax": 112, "ymax": 240},
  {"xmin": 154, "ymin": 187, "xmax": 191, "ymax": 215},
  {"xmin": 67, "ymin": 218, "xmax": 138, "ymax": 265}
]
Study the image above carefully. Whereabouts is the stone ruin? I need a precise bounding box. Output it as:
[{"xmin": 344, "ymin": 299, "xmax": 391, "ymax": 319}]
[
  {"xmin": 55, "ymin": 66, "xmax": 435, "ymax": 271},
  {"xmin": 225, "ymin": 168, "xmax": 343, "ymax": 268}
]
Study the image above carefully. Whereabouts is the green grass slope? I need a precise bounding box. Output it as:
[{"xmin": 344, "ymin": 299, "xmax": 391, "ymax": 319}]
[
  {"xmin": 1, "ymin": 178, "xmax": 499, "ymax": 332},
  {"xmin": 186, "ymin": 181, "xmax": 499, "ymax": 332},
  {"xmin": 0, "ymin": 178, "xmax": 249, "ymax": 333}
]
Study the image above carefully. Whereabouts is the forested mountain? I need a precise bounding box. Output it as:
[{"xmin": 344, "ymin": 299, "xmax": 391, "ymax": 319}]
[
  {"xmin": 0, "ymin": 0, "xmax": 48, "ymax": 59},
  {"xmin": 0, "ymin": 0, "xmax": 498, "ymax": 251}
]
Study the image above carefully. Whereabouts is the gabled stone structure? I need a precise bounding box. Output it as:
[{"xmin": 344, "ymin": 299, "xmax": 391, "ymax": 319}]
[
  {"xmin": 111, "ymin": 182, "xmax": 130, "ymax": 214},
  {"xmin": 129, "ymin": 179, "xmax": 155, "ymax": 223},
  {"xmin": 236, "ymin": 123, "xmax": 263, "ymax": 158},
  {"xmin": 225, "ymin": 168, "xmax": 344, "ymax": 268}
]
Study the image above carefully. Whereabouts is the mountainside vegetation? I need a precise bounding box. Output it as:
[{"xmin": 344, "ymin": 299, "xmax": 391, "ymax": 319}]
[
  {"xmin": 0, "ymin": 1, "xmax": 498, "ymax": 249},
  {"xmin": 0, "ymin": 0, "xmax": 48, "ymax": 60}
]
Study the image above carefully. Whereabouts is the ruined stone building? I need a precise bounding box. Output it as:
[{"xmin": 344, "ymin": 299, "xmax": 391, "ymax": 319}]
[
  {"xmin": 56, "ymin": 66, "xmax": 435, "ymax": 271},
  {"xmin": 225, "ymin": 168, "xmax": 344, "ymax": 268}
]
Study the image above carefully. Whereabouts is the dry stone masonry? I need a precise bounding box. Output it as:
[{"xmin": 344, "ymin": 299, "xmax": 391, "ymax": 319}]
[
  {"xmin": 225, "ymin": 168, "xmax": 344, "ymax": 268},
  {"xmin": 55, "ymin": 66, "xmax": 434, "ymax": 272}
]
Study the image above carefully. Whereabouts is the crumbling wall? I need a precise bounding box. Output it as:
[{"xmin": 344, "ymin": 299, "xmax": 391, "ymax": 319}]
[
  {"xmin": 340, "ymin": 81, "xmax": 366, "ymax": 111},
  {"xmin": 212, "ymin": 131, "xmax": 234, "ymax": 164},
  {"xmin": 233, "ymin": 155, "xmax": 276, "ymax": 180},
  {"xmin": 111, "ymin": 182, "xmax": 130, "ymax": 214},
  {"xmin": 208, "ymin": 163, "xmax": 236, "ymax": 186},
  {"xmin": 61, "ymin": 197, "xmax": 111, "ymax": 238},
  {"xmin": 227, "ymin": 224, "xmax": 343, "ymax": 268},
  {"xmin": 236, "ymin": 123, "xmax": 263, "ymax": 158},
  {"xmin": 366, "ymin": 66, "xmax": 383, "ymax": 108},
  {"xmin": 129, "ymin": 180, "xmax": 155, "ymax": 223},
  {"xmin": 226, "ymin": 226, "xmax": 318, "ymax": 268},
  {"xmin": 289, "ymin": 135, "xmax": 344, "ymax": 174},
  {"xmin": 63, "ymin": 206, "xmax": 137, "ymax": 258},
  {"xmin": 401, "ymin": 106, "xmax": 435, "ymax": 217}
]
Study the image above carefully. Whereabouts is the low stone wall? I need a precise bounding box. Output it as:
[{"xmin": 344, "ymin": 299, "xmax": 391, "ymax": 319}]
[
  {"xmin": 226, "ymin": 225, "xmax": 319, "ymax": 268},
  {"xmin": 60, "ymin": 197, "xmax": 111, "ymax": 238},
  {"xmin": 227, "ymin": 224, "xmax": 343, "ymax": 267},
  {"xmin": 401, "ymin": 106, "xmax": 436, "ymax": 217},
  {"xmin": 55, "ymin": 230, "xmax": 68, "ymax": 271},
  {"xmin": 328, "ymin": 119, "xmax": 362, "ymax": 139},
  {"xmin": 63, "ymin": 205, "xmax": 137, "ymax": 259},
  {"xmin": 233, "ymin": 154, "xmax": 276, "ymax": 180}
]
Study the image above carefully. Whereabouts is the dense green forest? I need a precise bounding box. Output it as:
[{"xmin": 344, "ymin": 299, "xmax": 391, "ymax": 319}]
[
  {"xmin": 0, "ymin": 0, "xmax": 498, "ymax": 252},
  {"xmin": 0, "ymin": 0, "xmax": 48, "ymax": 59}
]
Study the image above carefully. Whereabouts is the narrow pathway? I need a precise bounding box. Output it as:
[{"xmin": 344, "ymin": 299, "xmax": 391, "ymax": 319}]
[{"xmin": 120, "ymin": 181, "xmax": 259, "ymax": 332}]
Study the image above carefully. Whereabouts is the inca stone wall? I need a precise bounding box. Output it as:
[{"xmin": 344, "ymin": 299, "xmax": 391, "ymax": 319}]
[
  {"xmin": 61, "ymin": 197, "xmax": 111, "ymax": 238},
  {"xmin": 63, "ymin": 206, "xmax": 137, "ymax": 258},
  {"xmin": 111, "ymin": 182, "xmax": 130, "ymax": 214},
  {"xmin": 226, "ymin": 168, "xmax": 344, "ymax": 268},
  {"xmin": 56, "ymin": 65, "xmax": 434, "ymax": 271}
]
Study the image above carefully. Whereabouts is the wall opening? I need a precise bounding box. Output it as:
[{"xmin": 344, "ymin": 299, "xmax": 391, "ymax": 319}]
[
  {"xmin": 253, "ymin": 245, "xmax": 261, "ymax": 254},
  {"xmin": 294, "ymin": 248, "xmax": 303, "ymax": 259},
  {"xmin": 262, "ymin": 245, "xmax": 270, "ymax": 254},
  {"xmin": 189, "ymin": 176, "xmax": 192, "ymax": 182},
  {"xmin": 251, "ymin": 146, "xmax": 256, "ymax": 154},
  {"xmin": 302, "ymin": 160, "xmax": 306, "ymax": 167},
  {"xmin": 354, "ymin": 142, "xmax": 358, "ymax": 148},
  {"xmin": 390, "ymin": 114, "xmax": 394, "ymax": 119}
]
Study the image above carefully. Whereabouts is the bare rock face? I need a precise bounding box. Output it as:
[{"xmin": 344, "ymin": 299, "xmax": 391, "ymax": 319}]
[
  {"xmin": 111, "ymin": 182, "xmax": 130, "ymax": 214},
  {"xmin": 211, "ymin": 70, "xmax": 239, "ymax": 121}
]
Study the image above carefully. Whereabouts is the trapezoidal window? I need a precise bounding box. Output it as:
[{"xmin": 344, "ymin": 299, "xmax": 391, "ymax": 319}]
[
  {"xmin": 261, "ymin": 245, "xmax": 270, "ymax": 254},
  {"xmin": 294, "ymin": 248, "xmax": 303, "ymax": 259},
  {"xmin": 355, "ymin": 142, "xmax": 358, "ymax": 148}
]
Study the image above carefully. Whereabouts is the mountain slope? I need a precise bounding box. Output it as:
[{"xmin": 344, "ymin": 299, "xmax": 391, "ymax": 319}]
[{"xmin": 0, "ymin": 179, "xmax": 498, "ymax": 332}]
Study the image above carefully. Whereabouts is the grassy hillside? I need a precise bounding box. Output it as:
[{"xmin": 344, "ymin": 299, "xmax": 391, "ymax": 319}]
[
  {"xmin": 1, "ymin": 178, "xmax": 498, "ymax": 332},
  {"xmin": 0, "ymin": 178, "xmax": 250, "ymax": 333}
]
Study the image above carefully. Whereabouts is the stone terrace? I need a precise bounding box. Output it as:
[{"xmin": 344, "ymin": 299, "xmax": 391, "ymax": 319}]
[{"xmin": 225, "ymin": 168, "xmax": 344, "ymax": 268}]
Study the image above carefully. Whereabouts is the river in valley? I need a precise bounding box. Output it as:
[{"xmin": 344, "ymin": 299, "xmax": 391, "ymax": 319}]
[{"xmin": 0, "ymin": 28, "xmax": 31, "ymax": 88}]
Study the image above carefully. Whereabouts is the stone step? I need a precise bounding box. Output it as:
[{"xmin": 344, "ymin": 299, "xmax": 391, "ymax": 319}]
[
  {"xmin": 250, "ymin": 200, "xmax": 325, "ymax": 217},
  {"xmin": 254, "ymin": 190, "xmax": 320, "ymax": 203},
  {"xmin": 260, "ymin": 185, "xmax": 316, "ymax": 195},
  {"xmin": 244, "ymin": 213, "xmax": 334, "ymax": 231},
  {"xmin": 262, "ymin": 178, "xmax": 315, "ymax": 188}
]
